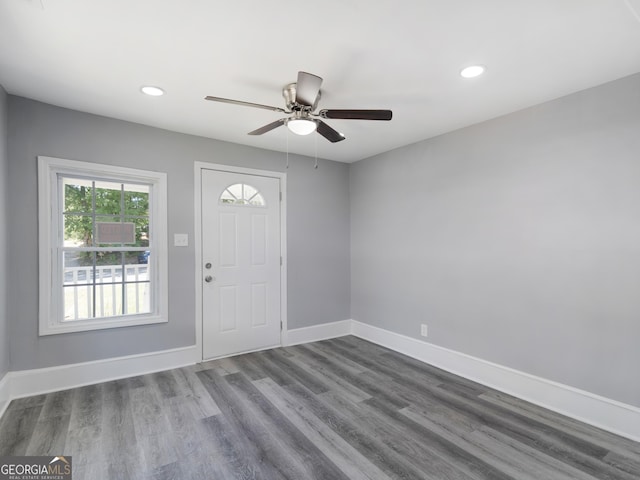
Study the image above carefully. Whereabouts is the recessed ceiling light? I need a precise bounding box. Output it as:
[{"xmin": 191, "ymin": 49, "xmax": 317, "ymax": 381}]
[
  {"xmin": 141, "ymin": 86, "xmax": 164, "ymax": 96},
  {"xmin": 460, "ymin": 65, "xmax": 486, "ymax": 78}
]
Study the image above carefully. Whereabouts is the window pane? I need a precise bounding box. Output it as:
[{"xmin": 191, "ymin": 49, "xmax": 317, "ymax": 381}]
[
  {"xmin": 63, "ymin": 251, "xmax": 94, "ymax": 285},
  {"xmin": 243, "ymin": 184, "xmax": 258, "ymax": 200},
  {"xmin": 63, "ymin": 214, "xmax": 93, "ymax": 246},
  {"xmin": 63, "ymin": 284, "xmax": 94, "ymax": 321},
  {"xmin": 63, "ymin": 250, "xmax": 97, "ymax": 320},
  {"xmin": 249, "ymin": 193, "xmax": 265, "ymax": 206},
  {"xmin": 228, "ymin": 183, "xmax": 242, "ymax": 199},
  {"xmin": 125, "ymin": 216, "xmax": 150, "ymax": 246},
  {"xmin": 95, "ymin": 283, "xmax": 124, "ymax": 318},
  {"xmin": 123, "ymin": 185, "xmax": 149, "ymax": 216},
  {"xmin": 94, "ymin": 263, "xmax": 121, "ymax": 285},
  {"xmin": 94, "ymin": 251, "xmax": 122, "ymax": 286},
  {"xmin": 96, "ymin": 250, "xmax": 123, "ymax": 270},
  {"xmin": 220, "ymin": 189, "xmax": 236, "ymax": 204},
  {"xmin": 123, "ymin": 253, "xmax": 150, "ymax": 281},
  {"xmin": 125, "ymin": 282, "xmax": 151, "ymax": 315},
  {"xmin": 94, "ymin": 181, "xmax": 123, "ymax": 215},
  {"xmin": 63, "ymin": 178, "xmax": 93, "ymax": 214},
  {"xmin": 124, "ymin": 252, "xmax": 151, "ymax": 315},
  {"xmin": 135, "ymin": 250, "xmax": 151, "ymax": 265}
]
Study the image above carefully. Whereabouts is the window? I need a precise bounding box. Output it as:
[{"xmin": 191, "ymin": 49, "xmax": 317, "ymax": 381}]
[
  {"xmin": 219, "ymin": 183, "xmax": 265, "ymax": 207},
  {"xmin": 38, "ymin": 156, "xmax": 168, "ymax": 335}
]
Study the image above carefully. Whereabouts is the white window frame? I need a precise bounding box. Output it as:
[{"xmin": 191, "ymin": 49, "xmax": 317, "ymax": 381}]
[{"xmin": 38, "ymin": 156, "xmax": 169, "ymax": 336}]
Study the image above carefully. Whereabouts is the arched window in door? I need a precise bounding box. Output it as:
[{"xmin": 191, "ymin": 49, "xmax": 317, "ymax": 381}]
[{"xmin": 219, "ymin": 183, "xmax": 266, "ymax": 207}]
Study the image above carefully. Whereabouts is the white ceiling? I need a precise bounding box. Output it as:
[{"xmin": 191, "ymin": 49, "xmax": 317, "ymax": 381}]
[{"xmin": 1, "ymin": 0, "xmax": 640, "ymax": 163}]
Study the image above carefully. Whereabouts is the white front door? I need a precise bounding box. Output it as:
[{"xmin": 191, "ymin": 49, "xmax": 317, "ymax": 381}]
[{"xmin": 201, "ymin": 169, "xmax": 282, "ymax": 359}]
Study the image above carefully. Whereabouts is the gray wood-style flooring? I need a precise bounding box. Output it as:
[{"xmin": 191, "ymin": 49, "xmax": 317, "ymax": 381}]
[{"xmin": 1, "ymin": 336, "xmax": 639, "ymax": 479}]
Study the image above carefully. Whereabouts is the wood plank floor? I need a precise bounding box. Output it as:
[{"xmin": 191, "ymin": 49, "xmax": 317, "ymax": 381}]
[{"xmin": 1, "ymin": 336, "xmax": 639, "ymax": 479}]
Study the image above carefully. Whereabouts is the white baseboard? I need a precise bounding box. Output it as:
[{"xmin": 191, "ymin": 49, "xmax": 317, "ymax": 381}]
[
  {"xmin": 285, "ymin": 319, "xmax": 352, "ymax": 346},
  {"xmin": 2, "ymin": 319, "xmax": 639, "ymax": 443},
  {"xmin": 0, "ymin": 372, "xmax": 10, "ymax": 419},
  {"xmin": 351, "ymin": 320, "xmax": 640, "ymax": 442},
  {"xmin": 7, "ymin": 345, "xmax": 198, "ymax": 402}
]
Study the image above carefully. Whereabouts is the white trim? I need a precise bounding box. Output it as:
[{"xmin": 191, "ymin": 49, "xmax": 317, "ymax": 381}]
[
  {"xmin": 2, "ymin": 317, "xmax": 637, "ymax": 443},
  {"xmin": 351, "ymin": 320, "xmax": 640, "ymax": 442},
  {"xmin": 279, "ymin": 175, "xmax": 288, "ymax": 351},
  {"xmin": 194, "ymin": 163, "xmax": 203, "ymax": 362},
  {"xmin": 0, "ymin": 372, "xmax": 10, "ymax": 419},
  {"xmin": 6, "ymin": 346, "xmax": 198, "ymax": 402},
  {"xmin": 37, "ymin": 156, "xmax": 169, "ymax": 336},
  {"xmin": 284, "ymin": 319, "xmax": 352, "ymax": 346},
  {"xmin": 193, "ymin": 162, "xmax": 287, "ymax": 362}
]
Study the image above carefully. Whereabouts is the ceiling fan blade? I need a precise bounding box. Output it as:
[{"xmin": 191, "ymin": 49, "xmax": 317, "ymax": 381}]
[
  {"xmin": 318, "ymin": 109, "xmax": 392, "ymax": 121},
  {"xmin": 316, "ymin": 120, "xmax": 345, "ymax": 143},
  {"xmin": 205, "ymin": 96, "xmax": 286, "ymax": 113},
  {"xmin": 248, "ymin": 118, "xmax": 286, "ymax": 135},
  {"xmin": 295, "ymin": 71, "xmax": 323, "ymax": 107}
]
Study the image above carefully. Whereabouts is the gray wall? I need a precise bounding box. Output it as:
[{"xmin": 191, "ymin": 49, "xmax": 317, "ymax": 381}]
[
  {"xmin": 0, "ymin": 86, "xmax": 8, "ymax": 379},
  {"xmin": 7, "ymin": 96, "xmax": 350, "ymax": 371},
  {"xmin": 350, "ymin": 73, "xmax": 640, "ymax": 407}
]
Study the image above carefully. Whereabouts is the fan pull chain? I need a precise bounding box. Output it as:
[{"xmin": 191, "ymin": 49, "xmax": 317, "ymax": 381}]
[
  {"xmin": 314, "ymin": 130, "xmax": 318, "ymax": 169},
  {"xmin": 286, "ymin": 128, "xmax": 290, "ymax": 169}
]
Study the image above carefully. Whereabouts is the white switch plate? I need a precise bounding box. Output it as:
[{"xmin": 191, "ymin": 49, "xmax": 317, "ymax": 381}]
[
  {"xmin": 420, "ymin": 324, "xmax": 428, "ymax": 337},
  {"xmin": 174, "ymin": 233, "xmax": 189, "ymax": 247}
]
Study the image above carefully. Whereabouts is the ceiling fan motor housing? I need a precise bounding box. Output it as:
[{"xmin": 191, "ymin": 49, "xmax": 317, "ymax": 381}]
[{"xmin": 283, "ymin": 82, "xmax": 320, "ymax": 112}]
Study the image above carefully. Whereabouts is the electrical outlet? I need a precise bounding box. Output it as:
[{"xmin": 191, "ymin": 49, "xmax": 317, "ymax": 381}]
[{"xmin": 421, "ymin": 324, "xmax": 428, "ymax": 337}]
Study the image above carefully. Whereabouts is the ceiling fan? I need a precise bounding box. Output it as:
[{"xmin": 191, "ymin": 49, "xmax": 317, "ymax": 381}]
[{"xmin": 205, "ymin": 71, "xmax": 392, "ymax": 143}]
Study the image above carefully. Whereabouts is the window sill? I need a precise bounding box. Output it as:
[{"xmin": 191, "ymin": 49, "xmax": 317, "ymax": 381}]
[{"xmin": 39, "ymin": 314, "xmax": 168, "ymax": 336}]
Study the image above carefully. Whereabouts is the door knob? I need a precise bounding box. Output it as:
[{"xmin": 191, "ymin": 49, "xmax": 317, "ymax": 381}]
[{"xmin": 204, "ymin": 275, "xmax": 214, "ymax": 283}]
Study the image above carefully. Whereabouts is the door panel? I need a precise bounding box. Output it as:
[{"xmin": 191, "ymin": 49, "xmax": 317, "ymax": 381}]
[
  {"xmin": 219, "ymin": 285, "xmax": 238, "ymax": 332},
  {"xmin": 219, "ymin": 213, "xmax": 238, "ymax": 267},
  {"xmin": 202, "ymin": 169, "xmax": 281, "ymax": 359},
  {"xmin": 251, "ymin": 283, "xmax": 267, "ymax": 326},
  {"xmin": 251, "ymin": 214, "xmax": 267, "ymax": 265}
]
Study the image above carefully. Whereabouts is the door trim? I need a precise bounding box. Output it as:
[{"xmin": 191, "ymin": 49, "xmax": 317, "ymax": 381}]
[{"xmin": 194, "ymin": 162, "xmax": 287, "ymax": 362}]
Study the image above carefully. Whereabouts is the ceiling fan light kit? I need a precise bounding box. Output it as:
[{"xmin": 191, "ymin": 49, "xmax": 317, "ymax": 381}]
[
  {"xmin": 286, "ymin": 117, "xmax": 317, "ymax": 136},
  {"xmin": 205, "ymin": 71, "xmax": 392, "ymax": 143}
]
